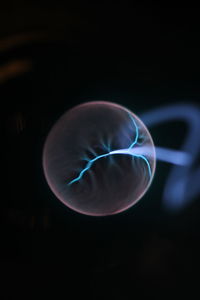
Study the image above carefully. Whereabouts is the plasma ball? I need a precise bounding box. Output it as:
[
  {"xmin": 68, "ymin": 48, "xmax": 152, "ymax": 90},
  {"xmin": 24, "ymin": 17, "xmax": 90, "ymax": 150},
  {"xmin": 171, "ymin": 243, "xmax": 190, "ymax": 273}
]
[{"xmin": 43, "ymin": 101, "xmax": 156, "ymax": 216}]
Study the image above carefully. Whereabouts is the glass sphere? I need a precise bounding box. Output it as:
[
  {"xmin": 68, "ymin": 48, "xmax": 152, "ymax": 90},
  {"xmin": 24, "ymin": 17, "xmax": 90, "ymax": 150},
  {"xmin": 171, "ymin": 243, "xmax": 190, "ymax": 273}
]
[{"xmin": 43, "ymin": 101, "xmax": 156, "ymax": 216}]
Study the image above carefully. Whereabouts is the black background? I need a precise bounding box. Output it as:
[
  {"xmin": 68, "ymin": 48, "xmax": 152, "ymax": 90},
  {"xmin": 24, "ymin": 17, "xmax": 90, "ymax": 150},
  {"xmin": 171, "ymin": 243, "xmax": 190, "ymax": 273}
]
[{"xmin": 2, "ymin": 1, "xmax": 200, "ymax": 298}]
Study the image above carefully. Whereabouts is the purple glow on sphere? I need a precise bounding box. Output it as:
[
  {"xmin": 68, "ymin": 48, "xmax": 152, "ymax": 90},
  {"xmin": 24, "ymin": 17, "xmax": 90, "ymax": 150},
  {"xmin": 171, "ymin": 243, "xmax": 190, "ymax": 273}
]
[{"xmin": 43, "ymin": 101, "xmax": 156, "ymax": 216}]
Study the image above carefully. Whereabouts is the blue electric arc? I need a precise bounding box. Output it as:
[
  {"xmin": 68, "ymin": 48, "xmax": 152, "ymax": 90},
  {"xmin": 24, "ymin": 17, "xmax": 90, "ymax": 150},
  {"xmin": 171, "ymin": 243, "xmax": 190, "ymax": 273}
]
[{"xmin": 68, "ymin": 113, "xmax": 152, "ymax": 186}]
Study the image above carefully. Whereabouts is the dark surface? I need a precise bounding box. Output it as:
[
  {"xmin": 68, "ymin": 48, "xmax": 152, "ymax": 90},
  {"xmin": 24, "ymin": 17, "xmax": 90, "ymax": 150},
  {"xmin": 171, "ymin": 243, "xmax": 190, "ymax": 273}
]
[{"xmin": 2, "ymin": 2, "xmax": 200, "ymax": 298}]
